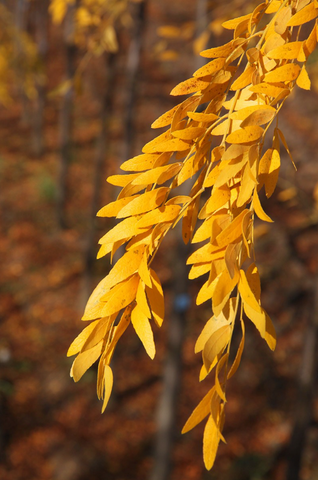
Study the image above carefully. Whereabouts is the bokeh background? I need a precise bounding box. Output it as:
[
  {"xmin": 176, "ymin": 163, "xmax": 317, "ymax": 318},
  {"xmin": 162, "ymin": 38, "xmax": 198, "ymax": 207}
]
[{"xmin": 1, "ymin": 1, "xmax": 318, "ymax": 479}]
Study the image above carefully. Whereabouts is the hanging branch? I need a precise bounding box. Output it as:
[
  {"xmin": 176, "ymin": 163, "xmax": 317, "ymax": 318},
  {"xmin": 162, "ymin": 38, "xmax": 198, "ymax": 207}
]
[{"xmin": 68, "ymin": 0, "xmax": 318, "ymax": 470}]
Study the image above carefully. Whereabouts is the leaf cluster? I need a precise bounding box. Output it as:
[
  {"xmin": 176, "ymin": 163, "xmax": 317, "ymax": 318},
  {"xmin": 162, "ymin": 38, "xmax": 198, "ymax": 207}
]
[{"xmin": 68, "ymin": 0, "xmax": 318, "ymax": 470}]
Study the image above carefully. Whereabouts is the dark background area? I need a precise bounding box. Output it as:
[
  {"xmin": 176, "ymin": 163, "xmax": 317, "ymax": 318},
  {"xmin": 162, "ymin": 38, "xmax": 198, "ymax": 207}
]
[{"xmin": 1, "ymin": 1, "xmax": 318, "ymax": 479}]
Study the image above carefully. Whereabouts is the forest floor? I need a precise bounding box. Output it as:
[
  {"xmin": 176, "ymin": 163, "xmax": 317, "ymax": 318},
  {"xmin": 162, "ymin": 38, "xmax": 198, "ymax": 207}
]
[{"xmin": 1, "ymin": 2, "xmax": 318, "ymax": 480}]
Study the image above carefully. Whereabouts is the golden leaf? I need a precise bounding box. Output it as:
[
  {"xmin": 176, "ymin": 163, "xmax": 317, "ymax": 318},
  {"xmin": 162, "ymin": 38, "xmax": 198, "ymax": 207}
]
[
  {"xmin": 193, "ymin": 58, "xmax": 226, "ymax": 78},
  {"xmin": 187, "ymin": 111, "xmax": 219, "ymax": 122},
  {"xmin": 227, "ymin": 319, "xmax": 245, "ymax": 379},
  {"xmin": 267, "ymin": 41, "xmax": 302, "ymax": 59},
  {"xmin": 117, "ymin": 188, "xmax": 168, "ymax": 218},
  {"xmin": 222, "ymin": 13, "xmax": 252, "ymax": 30},
  {"xmin": 296, "ymin": 66, "xmax": 311, "ymax": 90},
  {"xmin": 170, "ymin": 77, "xmax": 210, "ymax": 96},
  {"xmin": 70, "ymin": 341, "xmax": 103, "ymax": 382},
  {"xmin": 131, "ymin": 303, "xmax": 156, "ymax": 359},
  {"xmin": 145, "ymin": 269, "xmax": 165, "ymax": 327},
  {"xmin": 121, "ymin": 153, "xmax": 159, "ymax": 171},
  {"xmin": 231, "ymin": 65, "xmax": 255, "ymax": 91},
  {"xmin": 97, "ymin": 195, "xmax": 138, "ymax": 217},
  {"xmin": 196, "ymin": 276, "xmax": 219, "ymax": 305},
  {"xmin": 249, "ymin": 83, "xmax": 289, "ymax": 97},
  {"xmin": 226, "ymin": 126, "xmax": 264, "ymax": 144},
  {"xmin": 182, "ymin": 388, "xmax": 214, "ymax": 434},
  {"xmin": 203, "ymin": 415, "xmax": 221, "ymax": 470},
  {"xmin": 136, "ymin": 281, "xmax": 151, "ymax": 318},
  {"xmin": 172, "ymin": 126, "xmax": 206, "ymax": 140},
  {"xmin": 107, "ymin": 173, "xmax": 139, "ymax": 187},
  {"xmin": 264, "ymin": 63, "xmax": 301, "ymax": 83},
  {"xmin": 238, "ymin": 269, "xmax": 262, "ymax": 313},
  {"xmin": 67, "ymin": 320, "xmax": 100, "ymax": 357},
  {"xmin": 202, "ymin": 325, "xmax": 231, "ymax": 371},
  {"xmin": 101, "ymin": 275, "xmax": 139, "ymax": 316},
  {"xmin": 101, "ymin": 365, "xmax": 113, "ymax": 413},
  {"xmin": 287, "ymin": 2, "xmax": 318, "ymax": 26},
  {"xmin": 253, "ymin": 189, "xmax": 274, "ymax": 222}
]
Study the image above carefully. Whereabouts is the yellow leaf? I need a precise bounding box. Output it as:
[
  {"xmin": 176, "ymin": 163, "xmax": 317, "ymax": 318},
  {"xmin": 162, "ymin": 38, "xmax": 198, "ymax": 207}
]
[
  {"xmin": 267, "ymin": 41, "xmax": 302, "ymax": 59},
  {"xmin": 203, "ymin": 415, "xmax": 221, "ymax": 470},
  {"xmin": 98, "ymin": 216, "xmax": 141, "ymax": 247},
  {"xmin": 121, "ymin": 153, "xmax": 159, "ymax": 171},
  {"xmin": 192, "ymin": 216, "xmax": 214, "ymax": 243},
  {"xmin": 276, "ymin": 128, "xmax": 295, "ymax": 169},
  {"xmin": 182, "ymin": 388, "xmax": 214, "ymax": 434},
  {"xmin": 215, "ymin": 353, "xmax": 229, "ymax": 401},
  {"xmin": 200, "ymin": 40, "xmax": 235, "ymax": 58},
  {"xmin": 265, "ymin": 0, "xmax": 282, "ymax": 14},
  {"xmin": 172, "ymin": 127, "xmax": 206, "ymax": 140},
  {"xmin": 101, "ymin": 275, "xmax": 139, "ymax": 317},
  {"xmin": 144, "ymin": 136, "xmax": 190, "ymax": 153},
  {"xmin": 107, "ymin": 174, "xmax": 139, "ymax": 187},
  {"xmin": 117, "ymin": 188, "xmax": 168, "ymax": 218},
  {"xmin": 195, "ymin": 316, "xmax": 229, "ymax": 353},
  {"xmin": 104, "ymin": 246, "xmax": 146, "ymax": 293},
  {"xmin": 82, "ymin": 316, "xmax": 112, "ymax": 352},
  {"xmin": 151, "ymin": 104, "xmax": 180, "ymax": 129},
  {"xmin": 226, "ymin": 126, "xmax": 264, "ymax": 144},
  {"xmin": 274, "ymin": 6, "xmax": 292, "ymax": 34},
  {"xmin": 264, "ymin": 63, "xmax": 301, "ymax": 83},
  {"xmin": 145, "ymin": 269, "xmax": 165, "ymax": 327},
  {"xmin": 131, "ymin": 303, "xmax": 156, "ymax": 359},
  {"xmin": 222, "ymin": 13, "xmax": 252, "ymax": 30},
  {"xmin": 240, "ymin": 108, "xmax": 276, "ymax": 128},
  {"xmin": 136, "ymin": 281, "xmax": 151, "ymax": 318},
  {"xmin": 70, "ymin": 341, "xmax": 103, "ymax": 382},
  {"xmin": 249, "ymin": 83, "xmax": 289, "ymax": 97},
  {"xmin": 67, "ymin": 320, "xmax": 100, "ymax": 356},
  {"xmin": 230, "ymin": 105, "xmax": 275, "ymax": 122},
  {"xmin": 138, "ymin": 251, "xmax": 152, "ymax": 287},
  {"xmin": 193, "ymin": 58, "xmax": 225, "ymax": 78},
  {"xmin": 206, "ymin": 186, "xmax": 231, "ymax": 214},
  {"xmin": 238, "ymin": 269, "xmax": 262, "ymax": 313},
  {"xmin": 131, "ymin": 164, "xmax": 181, "ymax": 186},
  {"xmin": 305, "ymin": 23, "xmax": 317, "ymax": 56},
  {"xmin": 296, "ymin": 66, "xmax": 311, "ymax": 90},
  {"xmin": 253, "ymin": 189, "xmax": 273, "ymax": 222},
  {"xmin": 101, "ymin": 365, "xmax": 113, "ymax": 413},
  {"xmin": 231, "ymin": 65, "xmax": 255, "ymax": 91},
  {"xmin": 170, "ymin": 77, "xmax": 210, "ymax": 96},
  {"xmin": 266, "ymin": 148, "xmax": 280, "ymax": 198},
  {"xmin": 189, "ymin": 262, "xmax": 211, "ymax": 280},
  {"xmin": 196, "ymin": 276, "xmax": 219, "ymax": 305},
  {"xmin": 287, "ymin": 2, "xmax": 318, "ymax": 26},
  {"xmin": 97, "ymin": 195, "xmax": 138, "ymax": 217},
  {"xmin": 187, "ymin": 111, "xmax": 219, "ymax": 122},
  {"xmin": 214, "ymin": 209, "xmax": 250, "ymax": 248},
  {"xmin": 137, "ymin": 205, "xmax": 181, "ymax": 229},
  {"xmin": 212, "ymin": 269, "xmax": 239, "ymax": 316},
  {"xmin": 227, "ymin": 319, "xmax": 245, "ymax": 379},
  {"xmin": 202, "ymin": 325, "xmax": 231, "ymax": 371}
]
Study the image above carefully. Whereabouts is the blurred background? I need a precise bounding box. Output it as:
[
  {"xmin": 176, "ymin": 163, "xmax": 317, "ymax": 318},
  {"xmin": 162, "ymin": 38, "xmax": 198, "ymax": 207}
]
[{"xmin": 1, "ymin": 1, "xmax": 318, "ymax": 479}]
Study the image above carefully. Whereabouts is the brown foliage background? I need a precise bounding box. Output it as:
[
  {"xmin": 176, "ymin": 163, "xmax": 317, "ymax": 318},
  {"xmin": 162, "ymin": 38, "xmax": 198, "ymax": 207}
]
[{"xmin": 1, "ymin": 1, "xmax": 318, "ymax": 479}]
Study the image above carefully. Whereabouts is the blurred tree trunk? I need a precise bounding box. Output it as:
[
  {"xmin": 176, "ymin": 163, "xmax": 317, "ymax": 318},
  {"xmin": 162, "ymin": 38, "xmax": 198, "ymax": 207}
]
[
  {"xmin": 81, "ymin": 52, "xmax": 117, "ymax": 302},
  {"xmin": 32, "ymin": 0, "xmax": 49, "ymax": 157},
  {"xmin": 15, "ymin": 0, "xmax": 29, "ymax": 124},
  {"xmin": 121, "ymin": 0, "xmax": 147, "ymax": 162},
  {"xmin": 285, "ymin": 277, "xmax": 318, "ymax": 480},
  {"xmin": 56, "ymin": 3, "xmax": 77, "ymax": 229},
  {"xmin": 150, "ymin": 233, "xmax": 190, "ymax": 480},
  {"xmin": 150, "ymin": 3, "xmax": 207, "ymax": 479}
]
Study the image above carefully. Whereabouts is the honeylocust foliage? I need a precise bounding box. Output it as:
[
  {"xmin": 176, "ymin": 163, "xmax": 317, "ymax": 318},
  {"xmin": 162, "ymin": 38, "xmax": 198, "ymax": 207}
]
[{"xmin": 68, "ymin": 0, "xmax": 318, "ymax": 470}]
